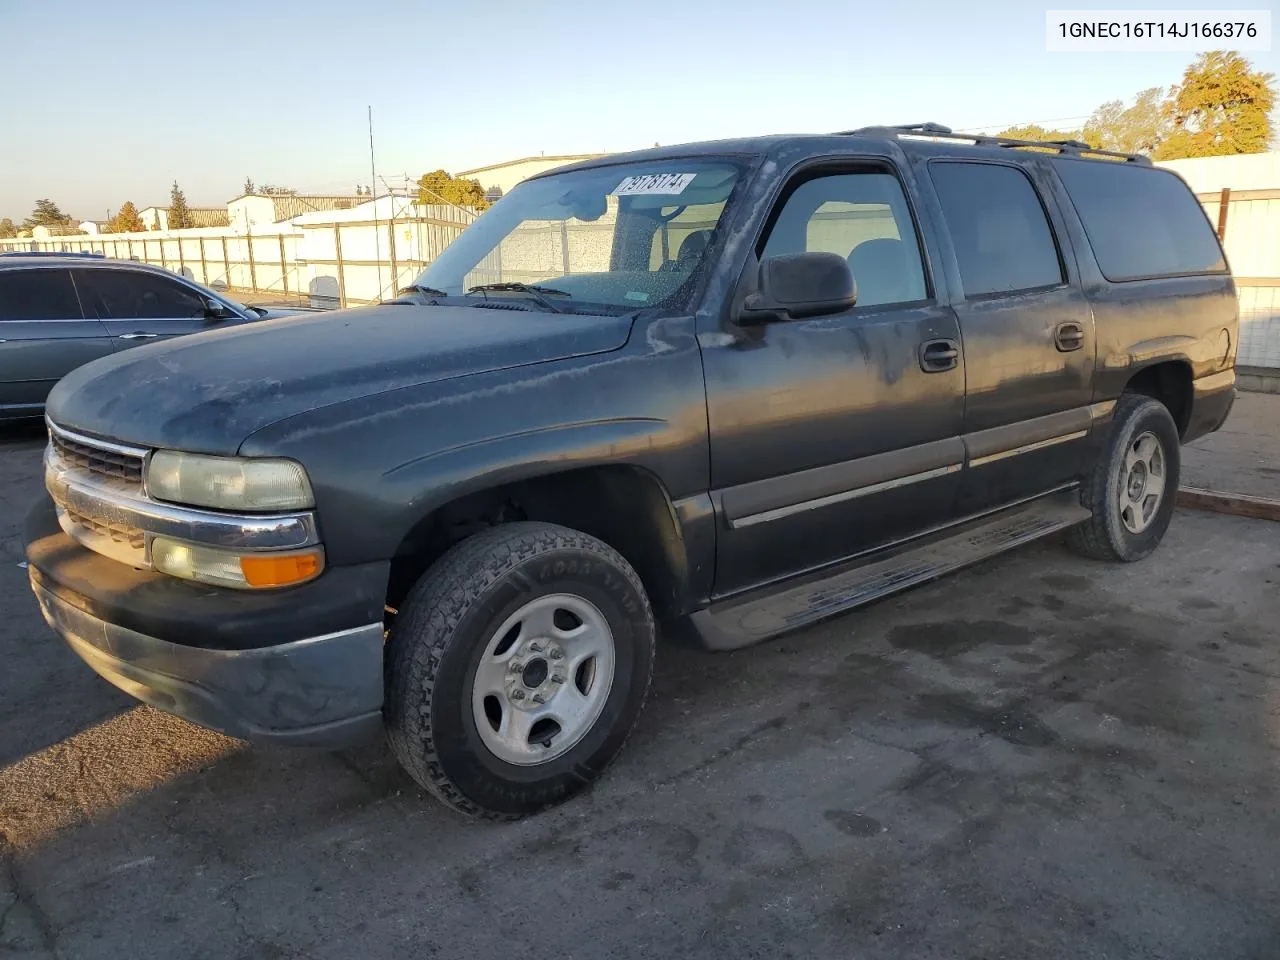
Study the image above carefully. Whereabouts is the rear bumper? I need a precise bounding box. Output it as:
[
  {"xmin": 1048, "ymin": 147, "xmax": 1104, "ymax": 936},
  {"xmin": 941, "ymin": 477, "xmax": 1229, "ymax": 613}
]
[
  {"xmin": 31, "ymin": 577, "xmax": 385, "ymax": 746},
  {"xmin": 1184, "ymin": 369, "xmax": 1236, "ymax": 444}
]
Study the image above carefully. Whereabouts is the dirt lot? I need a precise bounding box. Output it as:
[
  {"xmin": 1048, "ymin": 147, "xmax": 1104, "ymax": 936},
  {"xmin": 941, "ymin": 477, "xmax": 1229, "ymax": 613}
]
[{"xmin": 2, "ymin": 420, "xmax": 1279, "ymax": 960}]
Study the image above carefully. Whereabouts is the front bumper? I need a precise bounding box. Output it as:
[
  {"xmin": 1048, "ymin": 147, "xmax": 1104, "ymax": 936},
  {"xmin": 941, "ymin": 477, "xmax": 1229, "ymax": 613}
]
[{"xmin": 26, "ymin": 497, "xmax": 388, "ymax": 747}]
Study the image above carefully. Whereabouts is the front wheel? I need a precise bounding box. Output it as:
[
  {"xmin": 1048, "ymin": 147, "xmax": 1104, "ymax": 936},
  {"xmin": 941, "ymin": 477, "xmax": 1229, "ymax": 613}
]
[
  {"xmin": 384, "ymin": 522, "xmax": 655, "ymax": 818},
  {"xmin": 1068, "ymin": 393, "xmax": 1181, "ymax": 562}
]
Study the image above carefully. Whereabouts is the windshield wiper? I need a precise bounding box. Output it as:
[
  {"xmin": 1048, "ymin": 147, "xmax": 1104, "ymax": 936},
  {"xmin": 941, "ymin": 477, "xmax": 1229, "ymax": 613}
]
[
  {"xmin": 467, "ymin": 282, "xmax": 572, "ymax": 313},
  {"xmin": 398, "ymin": 283, "xmax": 450, "ymax": 299}
]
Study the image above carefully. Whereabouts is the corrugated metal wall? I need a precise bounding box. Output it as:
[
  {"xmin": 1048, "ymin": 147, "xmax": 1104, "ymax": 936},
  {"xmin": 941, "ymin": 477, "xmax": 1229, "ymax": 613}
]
[
  {"xmin": 1196, "ymin": 187, "xmax": 1280, "ymax": 370},
  {"xmin": 1162, "ymin": 154, "xmax": 1280, "ymax": 372}
]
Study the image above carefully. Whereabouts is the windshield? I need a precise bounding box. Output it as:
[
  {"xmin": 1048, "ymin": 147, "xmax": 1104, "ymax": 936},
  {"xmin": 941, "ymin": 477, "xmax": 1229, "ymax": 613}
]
[{"xmin": 416, "ymin": 160, "xmax": 743, "ymax": 312}]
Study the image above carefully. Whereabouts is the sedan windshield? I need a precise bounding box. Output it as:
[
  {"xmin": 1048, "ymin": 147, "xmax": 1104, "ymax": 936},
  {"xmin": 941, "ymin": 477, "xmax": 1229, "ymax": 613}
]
[{"xmin": 415, "ymin": 160, "xmax": 743, "ymax": 312}]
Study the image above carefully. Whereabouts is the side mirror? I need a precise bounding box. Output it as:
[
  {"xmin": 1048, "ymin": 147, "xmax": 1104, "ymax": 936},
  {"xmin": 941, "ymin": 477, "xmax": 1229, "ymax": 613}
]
[
  {"xmin": 202, "ymin": 296, "xmax": 233, "ymax": 320},
  {"xmin": 738, "ymin": 252, "xmax": 857, "ymax": 324}
]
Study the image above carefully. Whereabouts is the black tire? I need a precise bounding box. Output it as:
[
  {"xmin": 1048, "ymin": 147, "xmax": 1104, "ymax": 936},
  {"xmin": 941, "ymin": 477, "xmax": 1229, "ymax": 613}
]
[
  {"xmin": 1067, "ymin": 393, "xmax": 1181, "ymax": 562},
  {"xmin": 384, "ymin": 521, "xmax": 655, "ymax": 819}
]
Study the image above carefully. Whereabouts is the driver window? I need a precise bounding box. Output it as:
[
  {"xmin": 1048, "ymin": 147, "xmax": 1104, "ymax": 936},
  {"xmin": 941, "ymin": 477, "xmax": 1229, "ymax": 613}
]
[
  {"xmin": 761, "ymin": 172, "xmax": 927, "ymax": 308},
  {"xmin": 75, "ymin": 269, "xmax": 206, "ymax": 320}
]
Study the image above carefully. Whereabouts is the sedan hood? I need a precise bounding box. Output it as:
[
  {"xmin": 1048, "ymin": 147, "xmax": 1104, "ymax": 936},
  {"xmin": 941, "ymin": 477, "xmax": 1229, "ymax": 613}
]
[{"xmin": 47, "ymin": 303, "xmax": 634, "ymax": 454}]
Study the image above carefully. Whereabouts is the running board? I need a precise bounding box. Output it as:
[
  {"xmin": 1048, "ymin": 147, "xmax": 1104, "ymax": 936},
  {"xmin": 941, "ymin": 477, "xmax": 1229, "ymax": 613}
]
[{"xmin": 690, "ymin": 491, "xmax": 1091, "ymax": 650}]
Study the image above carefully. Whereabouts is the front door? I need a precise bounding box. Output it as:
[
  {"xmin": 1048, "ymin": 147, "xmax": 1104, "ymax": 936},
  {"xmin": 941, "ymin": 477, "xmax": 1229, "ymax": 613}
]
[
  {"xmin": 0, "ymin": 268, "xmax": 113, "ymax": 415},
  {"xmin": 701, "ymin": 164, "xmax": 966, "ymax": 597},
  {"xmin": 925, "ymin": 159, "xmax": 1096, "ymax": 515},
  {"xmin": 72, "ymin": 267, "xmax": 231, "ymax": 349}
]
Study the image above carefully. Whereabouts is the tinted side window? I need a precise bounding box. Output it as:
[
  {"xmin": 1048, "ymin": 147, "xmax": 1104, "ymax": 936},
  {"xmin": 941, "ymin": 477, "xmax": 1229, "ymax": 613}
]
[
  {"xmin": 0, "ymin": 270, "xmax": 82, "ymax": 321},
  {"xmin": 761, "ymin": 172, "xmax": 927, "ymax": 307},
  {"xmin": 76, "ymin": 269, "xmax": 205, "ymax": 320},
  {"xmin": 1055, "ymin": 162, "xmax": 1226, "ymax": 281},
  {"xmin": 930, "ymin": 162, "xmax": 1064, "ymax": 297}
]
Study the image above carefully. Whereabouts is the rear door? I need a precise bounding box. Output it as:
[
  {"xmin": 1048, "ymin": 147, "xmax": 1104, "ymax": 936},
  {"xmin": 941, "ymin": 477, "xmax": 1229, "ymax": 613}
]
[
  {"xmin": 73, "ymin": 267, "xmax": 237, "ymax": 349},
  {"xmin": 0, "ymin": 267, "xmax": 113, "ymax": 415},
  {"xmin": 926, "ymin": 159, "xmax": 1096, "ymax": 514}
]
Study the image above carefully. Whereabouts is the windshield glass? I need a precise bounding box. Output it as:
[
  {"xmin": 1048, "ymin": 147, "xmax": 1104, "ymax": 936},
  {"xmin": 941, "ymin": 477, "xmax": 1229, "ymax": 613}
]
[{"xmin": 416, "ymin": 160, "xmax": 743, "ymax": 312}]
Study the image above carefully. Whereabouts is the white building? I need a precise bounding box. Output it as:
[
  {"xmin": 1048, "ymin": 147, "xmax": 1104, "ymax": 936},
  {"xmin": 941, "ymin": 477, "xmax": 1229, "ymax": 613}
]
[
  {"xmin": 137, "ymin": 206, "xmax": 231, "ymax": 231},
  {"xmin": 1156, "ymin": 151, "xmax": 1280, "ymax": 193},
  {"xmin": 226, "ymin": 194, "xmax": 363, "ymax": 233}
]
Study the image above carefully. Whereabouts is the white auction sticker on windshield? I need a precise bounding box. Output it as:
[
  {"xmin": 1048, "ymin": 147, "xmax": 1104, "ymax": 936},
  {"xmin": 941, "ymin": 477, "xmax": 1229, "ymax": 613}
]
[{"xmin": 612, "ymin": 173, "xmax": 697, "ymax": 196}]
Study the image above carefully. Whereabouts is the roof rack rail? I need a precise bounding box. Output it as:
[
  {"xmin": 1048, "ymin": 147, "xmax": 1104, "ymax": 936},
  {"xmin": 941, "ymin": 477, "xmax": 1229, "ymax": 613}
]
[
  {"xmin": 836, "ymin": 123, "xmax": 1153, "ymax": 165},
  {"xmin": 0, "ymin": 250, "xmax": 107, "ymax": 258}
]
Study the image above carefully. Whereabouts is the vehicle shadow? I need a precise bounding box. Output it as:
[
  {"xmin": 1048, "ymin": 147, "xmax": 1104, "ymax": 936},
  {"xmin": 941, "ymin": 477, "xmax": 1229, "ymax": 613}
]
[{"xmin": 0, "ymin": 419, "xmax": 47, "ymax": 447}]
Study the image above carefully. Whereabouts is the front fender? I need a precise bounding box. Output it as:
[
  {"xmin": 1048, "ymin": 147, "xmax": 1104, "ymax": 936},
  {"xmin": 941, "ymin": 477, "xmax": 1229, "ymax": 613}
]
[{"xmin": 238, "ymin": 324, "xmax": 711, "ymax": 567}]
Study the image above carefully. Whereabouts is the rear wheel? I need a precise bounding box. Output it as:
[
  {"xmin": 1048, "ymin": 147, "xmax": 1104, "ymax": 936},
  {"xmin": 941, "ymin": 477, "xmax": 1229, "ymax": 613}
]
[
  {"xmin": 384, "ymin": 522, "xmax": 655, "ymax": 818},
  {"xmin": 1068, "ymin": 393, "xmax": 1180, "ymax": 562}
]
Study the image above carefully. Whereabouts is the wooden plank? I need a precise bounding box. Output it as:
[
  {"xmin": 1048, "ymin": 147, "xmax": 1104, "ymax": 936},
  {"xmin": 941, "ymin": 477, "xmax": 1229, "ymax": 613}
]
[
  {"xmin": 279, "ymin": 234, "xmax": 289, "ymax": 295},
  {"xmin": 1216, "ymin": 187, "xmax": 1230, "ymax": 241},
  {"xmin": 334, "ymin": 225, "xmax": 347, "ymax": 308},
  {"xmin": 1177, "ymin": 486, "xmax": 1280, "ymax": 522}
]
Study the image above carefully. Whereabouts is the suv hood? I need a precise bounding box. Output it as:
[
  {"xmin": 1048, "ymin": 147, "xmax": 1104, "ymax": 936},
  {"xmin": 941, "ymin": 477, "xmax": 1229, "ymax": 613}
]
[{"xmin": 47, "ymin": 303, "xmax": 634, "ymax": 454}]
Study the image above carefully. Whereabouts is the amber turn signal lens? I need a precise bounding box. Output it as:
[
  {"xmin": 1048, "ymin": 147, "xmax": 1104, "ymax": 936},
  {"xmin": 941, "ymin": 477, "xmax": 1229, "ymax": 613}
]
[{"xmin": 239, "ymin": 550, "xmax": 323, "ymax": 588}]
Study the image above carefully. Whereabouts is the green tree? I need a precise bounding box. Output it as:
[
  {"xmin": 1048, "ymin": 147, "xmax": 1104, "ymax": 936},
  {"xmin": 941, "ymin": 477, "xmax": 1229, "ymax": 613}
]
[
  {"xmin": 107, "ymin": 201, "xmax": 144, "ymax": 233},
  {"xmin": 168, "ymin": 181, "xmax": 193, "ymax": 230},
  {"xmin": 1155, "ymin": 51, "xmax": 1276, "ymax": 159},
  {"xmin": 995, "ymin": 124, "xmax": 1082, "ymax": 143},
  {"xmin": 1083, "ymin": 87, "xmax": 1170, "ymax": 155},
  {"xmin": 243, "ymin": 177, "xmax": 256, "ymax": 195},
  {"xmin": 0, "ymin": 218, "xmax": 16, "ymax": 239},
  {"xmin": 23, "ymin": 198, "xmax": 72, "ymax": 230},
  {"xmin": 416, "ymin": 169, "xmax": 490, "ymax": 210}
]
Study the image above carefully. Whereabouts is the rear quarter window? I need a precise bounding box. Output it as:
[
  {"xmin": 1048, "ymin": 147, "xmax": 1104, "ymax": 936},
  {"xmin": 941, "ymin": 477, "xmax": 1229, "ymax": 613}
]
[{"xmin": 1055, "ymin": 162, "xmax": 1227, "ymax": 282}]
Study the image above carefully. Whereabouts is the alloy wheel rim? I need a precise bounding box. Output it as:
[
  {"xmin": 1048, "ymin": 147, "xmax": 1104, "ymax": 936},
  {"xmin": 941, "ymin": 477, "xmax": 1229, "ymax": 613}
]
[{"xmin": 1119, "ymin": 430, "xmax": 1166, "ymax": 534}]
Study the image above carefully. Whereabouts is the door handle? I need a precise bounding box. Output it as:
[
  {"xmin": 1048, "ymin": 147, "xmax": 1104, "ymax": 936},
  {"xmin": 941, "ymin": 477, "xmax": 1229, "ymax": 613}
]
[
  {"xmin": 1055, "ymin": 322, "xmax": 1085, "ymax": 352},
  {"xmin": 119, "ymin": 333, "xmax": 159, "ymax": 340},
  {"xmin": 919, "ymin": 338, "xmax": 960, "ymax": 373}
]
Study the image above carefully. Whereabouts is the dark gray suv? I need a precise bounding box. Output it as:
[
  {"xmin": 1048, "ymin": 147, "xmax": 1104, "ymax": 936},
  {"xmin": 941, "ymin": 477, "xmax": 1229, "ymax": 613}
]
[{"xmin": 0, "ymin": 254, "xmax": 304, "ymax": 420}]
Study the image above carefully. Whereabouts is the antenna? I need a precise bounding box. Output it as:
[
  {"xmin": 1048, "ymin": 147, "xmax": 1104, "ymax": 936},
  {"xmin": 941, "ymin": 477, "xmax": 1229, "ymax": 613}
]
[{"xmin": 369, "ymin": 105, "xmax": 384, "ymax": 301}]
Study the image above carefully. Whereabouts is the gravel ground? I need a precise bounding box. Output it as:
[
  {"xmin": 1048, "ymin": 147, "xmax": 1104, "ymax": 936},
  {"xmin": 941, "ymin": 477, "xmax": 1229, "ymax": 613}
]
[{"xmin": 2, "ymin": 421, "xmax": 1279, "ymax": 960}]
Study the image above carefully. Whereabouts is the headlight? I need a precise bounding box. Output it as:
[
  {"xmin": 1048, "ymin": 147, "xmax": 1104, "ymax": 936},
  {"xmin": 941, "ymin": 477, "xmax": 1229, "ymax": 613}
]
[
  {"xmin": 151, "ymin": 537, "xmax": 324, "ymax": 589},
  {"xmin": 147, "ymin": 450, "xmax": 314, "ymax": 511}
]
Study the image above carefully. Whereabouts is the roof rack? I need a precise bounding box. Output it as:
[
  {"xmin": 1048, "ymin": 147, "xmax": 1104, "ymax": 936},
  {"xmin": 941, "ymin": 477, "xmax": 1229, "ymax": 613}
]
[
  {"xmin": 837, "ymin": 123, "xmax": 1153, "ymax": 165},
  {"xmin": 0, "ymin": 250, "xmax": 107, "ymax": 258}
]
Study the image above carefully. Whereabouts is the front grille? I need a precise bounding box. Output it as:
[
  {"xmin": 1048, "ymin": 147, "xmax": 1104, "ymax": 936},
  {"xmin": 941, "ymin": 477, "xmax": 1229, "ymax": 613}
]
[{"xmin": 49, "ymin": 429, "xmax": 144, "ymax": 486}]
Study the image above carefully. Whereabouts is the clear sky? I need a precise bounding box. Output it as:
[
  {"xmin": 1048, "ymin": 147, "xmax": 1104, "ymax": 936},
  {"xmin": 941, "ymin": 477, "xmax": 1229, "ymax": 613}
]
[{"xmin": 2, "ymin": 0, "xmax": 1277, "ymax": 221}]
